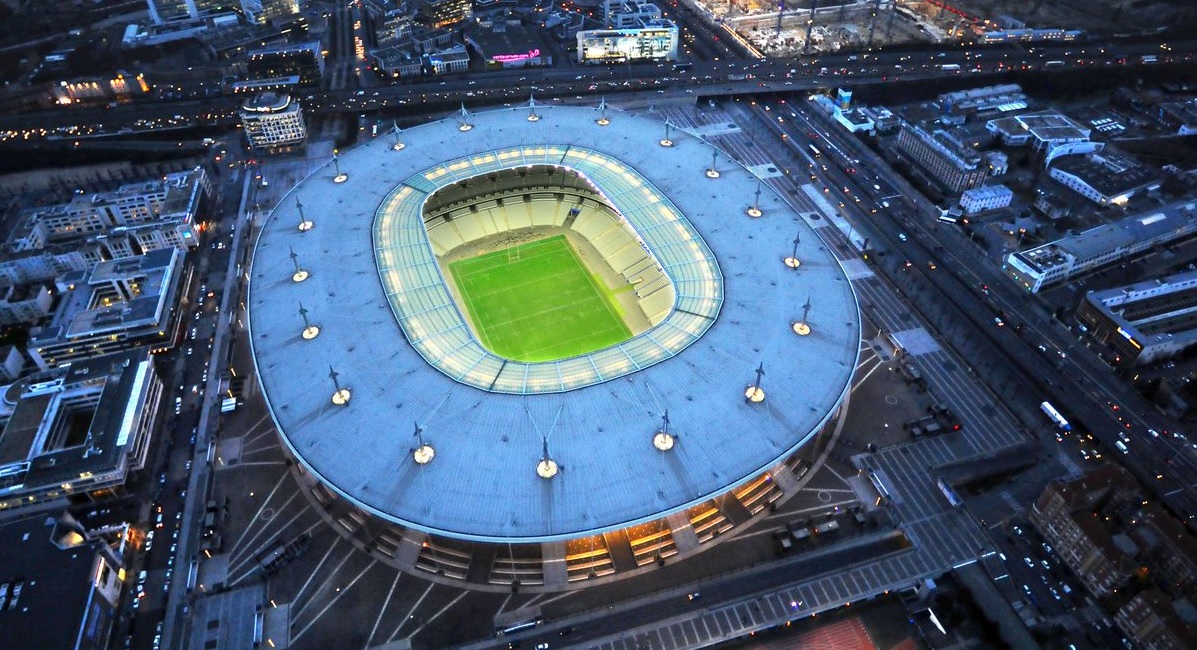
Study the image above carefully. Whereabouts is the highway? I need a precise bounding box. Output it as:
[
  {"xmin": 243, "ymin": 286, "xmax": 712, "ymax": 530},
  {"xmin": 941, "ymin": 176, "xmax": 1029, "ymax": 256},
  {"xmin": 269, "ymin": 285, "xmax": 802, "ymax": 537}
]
[{"xmin": 2, "ymin": 37, "xmax": 1194, "ymax": 145}]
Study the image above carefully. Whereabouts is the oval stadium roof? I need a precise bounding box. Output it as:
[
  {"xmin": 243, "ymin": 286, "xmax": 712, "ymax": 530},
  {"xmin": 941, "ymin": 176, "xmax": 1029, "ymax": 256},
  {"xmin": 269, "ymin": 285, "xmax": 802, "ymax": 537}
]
[{"xmin": 247, "ymin": 104, "xmax": 861, "ymax": 542}]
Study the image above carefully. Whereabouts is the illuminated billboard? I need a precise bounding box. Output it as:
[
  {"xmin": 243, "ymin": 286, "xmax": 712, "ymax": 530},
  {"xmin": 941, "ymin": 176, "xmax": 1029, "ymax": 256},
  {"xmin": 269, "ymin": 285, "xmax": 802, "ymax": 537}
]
[{"xmin": 577, "ymin": 26, "xmax": 678, "ymax": 64}]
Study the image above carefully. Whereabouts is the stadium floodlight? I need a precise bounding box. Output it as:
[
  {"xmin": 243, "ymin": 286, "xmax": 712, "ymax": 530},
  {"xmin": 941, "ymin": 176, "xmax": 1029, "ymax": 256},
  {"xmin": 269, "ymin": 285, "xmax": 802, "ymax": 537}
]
[
  {"xmin": 744, "ymin": 362, "xmax": 766, "ymax": 403},
  {"xmin": 536, "ymin": 437, "xmax": 558, "ymax": 479},
  {"xmin": 792, "ymin": 296, "xmax": 813, "ymax": 336},
  {"xmin": 299, "ymin": 302, "xmax": 320, "ymax": 340},
  {"xmin": 288, "ymin": 247, "xmax": 308, "ymax": 282},
  {"xmin": 659, "ymin": 120, "xmax": 674, "ymax": 147},
  {"xmin": 784, "ymin": 230, "xmax": 802, "ymax": 269},
  {"xmin": 705, "ymin": 149, "xmax": 720, "ymax": 179},
  {"xmin": 527, "ymin": 94, "xmax": 540, "ymax": 122},
  {"xmin": 391, "ymin": 120, "xmax": 405, "ymax": 151},
  {"xmin": 412, "ymin": 422, "xmax": 435, "ymax": 464},
  {"xmin": 457, "ymin": 103, "xmax": 474, "ymax": 132},
  {"xmin": 296, "ymin": 197, "xmax": 313, "ymax": 232},
  {"xmin": 332, "ymin": 150, "xmax": 348, "ymax": 183},
  {"xmin": 596, "ymin": 97, "xmax": 610, "ymax": 126},
  {"xmin": 652, "ymin": 410, "xmax": 675, "ymax": 451},
  {"xmin": 746, "ymin": 182, "xmax": 763, "ymax": 218},
  {"xmin": 329, "ymin": 366, "xmax": 351, "ymax": 405}
]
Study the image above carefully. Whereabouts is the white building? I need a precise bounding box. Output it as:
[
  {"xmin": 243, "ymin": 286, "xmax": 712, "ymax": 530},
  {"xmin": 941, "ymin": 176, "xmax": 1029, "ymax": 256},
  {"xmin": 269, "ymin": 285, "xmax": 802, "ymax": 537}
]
[
  {"xmin": 577, "ymin": 22, "xmax": 678, "ymax": 64},
  {"xmin": 1048, "ymin": 153, "xmax": 1161, "ymax": 207},
  {"xmin": 960, "ymin": 184, "xmax": 1013, "ymax": 215},
  {"xmin": 1005, "ymin": 200, "xmax": 1197, "ymax": 293},
  {"xmin": 0, "ymin": 345, "xmax": 23, "ymax": 382},
  {"xmin": 0, "ymin": 284, "xmax": 54, "ymax": 327},
  {"xmin": 240, "ymin": 92, "xmax": 307, "ymax": 151}
]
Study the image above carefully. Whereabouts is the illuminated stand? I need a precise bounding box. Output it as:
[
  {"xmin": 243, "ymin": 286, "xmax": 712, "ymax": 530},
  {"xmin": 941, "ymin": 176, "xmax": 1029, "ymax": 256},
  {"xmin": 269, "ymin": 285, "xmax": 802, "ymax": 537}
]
[
  {"xmin": 288, "ymin": 247, "xmax": 308, "ymax": 282},
  {"xmin": 456, "ymin": 104, "xmax": 474, "ymax": 132},
  {"xmin": 705, "ymin": 149, "xmax": 720, "ymax": 179},
  {"xmin": 332, "ymin": 150, "xmax": 348, "ymax": 183},
  {"xmin": 536, "ymin": 437, "xmax": 558, "ymax": 479},
  {"xmin": 784, "ymin": 230, "xmax": 802, "ymax": 269},
  {"xmin": 746, "ymin": 182, "xmax": 762, "ymax": 218},
  {"xmin": 526, "ymin": 95, "xmax": 541, "ymax": 122},
  {"xmin": 411, "ymin": 422, "xmax": 435, "ymax": 465},
  {"xmin": 299, "ymin": 302, "xmax": 320, "ymax": 340},
  {"xmin": 391, "ymin": 120, "xmax": 405, "ymax": 151},
  {"xmin": 792, "ymin": 296, "xmax": 813, "ymax": 336},
  {"xmin": 659, "ymin": 120, "xmax": 674, "ymax": 148},
  {"xmin": 329, "ymin": 366, "xmax": 351, "ymax": 405},
  {"xmin": 652, "ymin": 410, "xmax": 676, "ymax": 451},
  {"xmin": 744, "ymin": 362, "xmax": 766, "ymax": 403},
  {"xmin": 596, "ymin": 97, "xmax": 610, "ymax": 126},
  {"xmin": 296, "ymin": 197, "xmax": 313, "ymax": 232}
]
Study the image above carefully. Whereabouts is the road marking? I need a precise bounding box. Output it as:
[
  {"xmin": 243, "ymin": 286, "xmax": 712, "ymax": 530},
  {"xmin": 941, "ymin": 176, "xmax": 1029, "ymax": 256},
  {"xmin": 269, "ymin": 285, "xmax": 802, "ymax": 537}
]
[
  {"xmin": 387, "ymin": 581, "xmax": 435, "ymax": 643},
  {"xmin": 291, "ymin": 559, "xmax": 377, "ymax": 643},
  {"xmin": 404, "ymin": 590, "xmax": 470, "ymax": 641},
  {"xmin": 363, "ymin": 570, "xmax": 402, "ymax": 650}
]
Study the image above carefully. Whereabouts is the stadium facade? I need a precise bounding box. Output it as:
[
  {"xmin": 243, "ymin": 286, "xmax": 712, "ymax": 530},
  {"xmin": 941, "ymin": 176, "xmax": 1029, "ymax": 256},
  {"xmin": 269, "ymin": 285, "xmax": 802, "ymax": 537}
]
[{"xmin": 247, "ymin": 105, "xmax": 861, "ymax": 589}]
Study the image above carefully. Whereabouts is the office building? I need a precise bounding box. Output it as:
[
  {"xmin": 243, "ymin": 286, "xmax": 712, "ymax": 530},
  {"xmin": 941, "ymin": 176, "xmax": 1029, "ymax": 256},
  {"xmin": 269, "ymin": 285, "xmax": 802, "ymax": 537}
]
[
  {"xmin": 939, "ymin": 84, "xmax": 1026, "ymax": 122},
  {"xmin": 147, "ymin": 0, "xmax": 296, "ymax": 24},
  {"xmin": 894, "ymin": 122, "xmax": 987, "ymax": 194},
  {"xmin": 1048, "ymin": 153, "xmax": 1161, "ymax": 206},
  {"xmin": 245, "ymin": 41, "xmax": 324, "ymax": 89},
  {"xmin": 240, "ymin": 92, "xmax": 307, "ymax": 152},
  {"xmin": 0, "ymin": 348, "xmax": 163, "ymax": 514},
  {"xmin": 577, "ymin": 22, "xmax": 678, "ymax": 65},
  {"xmin": 1076, "ymin": 270, "xmax": 1197, "ymax": 366},
  {"xmin": 0, "ymin": 346, "xmax": 24, "ymax": 383},
  {"xmin": 28, "ymin": 248, "xmax": 185, "ymax": 370},
  {"xmin": 986, "ymin": 109, "xmax": 1091, "ymax": 151},
  {"xmin": 418, "ymin": 0, "xmax": 472, "ymax": 28},
  {"xmin": 1004, "ymin": 200, "xmax": 1197, "ymax": 292},
  {"xmin": 17, "ymin": 169, "xmax": 209, "ymax": 250},
  {"xmin": 1029, "ymin": 466, "xmax": 1140, "ymax": 598},
  {"xmin": 959, "ymin": 184, "xmax": 1013, "ymax": 215},
  {"xmin": 0, "ymin": 283, "xmax": 54, "ymax": 327},
  {"xmin": 0, "ymin": 514, "xmax": 125, "ymax": 650},
  {"xmin": 467, "ymin": 21, "xmax": 552, "ymax": 69},
  {"xmin": 1115, "ymin": 590, "xmax": 1197, "ymax": 649},
  {"xmin": 604, "ymin": 1, "xmax": 661, "ymax": 29}
]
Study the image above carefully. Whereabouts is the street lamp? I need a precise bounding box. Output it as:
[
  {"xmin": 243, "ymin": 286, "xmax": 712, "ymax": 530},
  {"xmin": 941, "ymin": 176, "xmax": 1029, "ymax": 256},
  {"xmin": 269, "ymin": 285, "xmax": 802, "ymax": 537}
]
[{"xmin": 660, "ymin": 120, "xmax": 674, "ymax": 147}]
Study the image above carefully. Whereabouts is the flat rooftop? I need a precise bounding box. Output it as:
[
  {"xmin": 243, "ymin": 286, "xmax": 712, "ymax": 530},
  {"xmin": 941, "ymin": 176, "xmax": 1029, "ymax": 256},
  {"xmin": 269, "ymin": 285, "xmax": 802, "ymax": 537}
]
[{"xmin": 247, "ymin": 105, "xmax": 860, "ymax": 543}]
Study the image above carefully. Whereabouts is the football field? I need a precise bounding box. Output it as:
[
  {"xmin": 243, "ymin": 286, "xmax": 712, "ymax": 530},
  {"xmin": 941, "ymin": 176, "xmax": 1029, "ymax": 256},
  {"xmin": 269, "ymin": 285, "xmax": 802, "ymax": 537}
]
[{"xmin": 449, "ymin": 235, "xmax": 632, "ymax": 362}]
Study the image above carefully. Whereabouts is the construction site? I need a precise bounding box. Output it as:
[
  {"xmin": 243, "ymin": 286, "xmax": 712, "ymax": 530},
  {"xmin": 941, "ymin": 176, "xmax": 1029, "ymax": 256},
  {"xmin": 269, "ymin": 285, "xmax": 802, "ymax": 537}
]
[{"xmin": 688, "ymin": 0, "xmax": 1195, "ymax": 57}]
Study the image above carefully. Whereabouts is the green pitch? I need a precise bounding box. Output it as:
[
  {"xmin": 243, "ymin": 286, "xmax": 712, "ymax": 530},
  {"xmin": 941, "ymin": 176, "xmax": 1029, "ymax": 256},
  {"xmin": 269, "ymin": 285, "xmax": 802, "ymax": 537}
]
[{"xmin": 449, "ymin": 235, "xmax": 633, "ymax": 362}]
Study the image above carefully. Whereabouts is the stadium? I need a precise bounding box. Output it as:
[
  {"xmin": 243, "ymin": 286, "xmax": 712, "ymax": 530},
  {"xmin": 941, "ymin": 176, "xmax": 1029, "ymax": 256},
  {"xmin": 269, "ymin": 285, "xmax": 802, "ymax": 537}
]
[{"xmin": 247, "ymin": 104, "xmax": 861, "ymax": 589}]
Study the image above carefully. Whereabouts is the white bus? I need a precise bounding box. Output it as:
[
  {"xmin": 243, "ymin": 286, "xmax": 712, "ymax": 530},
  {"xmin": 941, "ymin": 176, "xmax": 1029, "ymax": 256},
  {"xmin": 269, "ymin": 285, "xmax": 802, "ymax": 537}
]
[{"xmin": 1040, "ymin": 401, "xmax": 1071, "ymax": 431}]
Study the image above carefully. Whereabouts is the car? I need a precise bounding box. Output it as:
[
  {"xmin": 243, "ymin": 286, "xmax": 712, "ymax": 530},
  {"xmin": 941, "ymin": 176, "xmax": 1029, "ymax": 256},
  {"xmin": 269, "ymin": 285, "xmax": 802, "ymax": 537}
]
[
  {"xmin": 1050, "ymin": 587, "xmax": 1061, "ymax": 600},
  {"xmin": 898, "ymin": 232, "xmax": 908, "ymax": 241},
  {"xmin": 1043, "ymin": 543, "xmax": 1052, "ymax": 554},
  {"xmin": 1024, "ymin": 557, "xmax": 1034, "ymax": 568},
  {"xmin": 1148, "ymin": 428, "xmax": 1160, "ymax": 438},
  {"xmin": 1013, "ymin": 525, "xmax": 1023, "ymax": 535},
  {"xmin": 994, "ymin": 317, "xmax": 1005, "ymax": 327},
  {"xmin": 154, "ymin": 513, "xmax": 164, "ymax": 528},
  {"xmin": 1041, "ymin": 559, "xmax": 1050, "ymax": 570}
]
